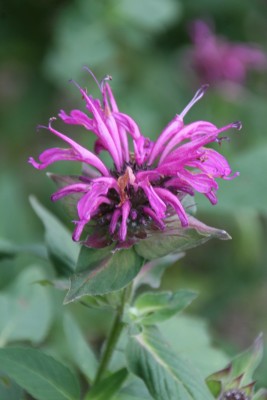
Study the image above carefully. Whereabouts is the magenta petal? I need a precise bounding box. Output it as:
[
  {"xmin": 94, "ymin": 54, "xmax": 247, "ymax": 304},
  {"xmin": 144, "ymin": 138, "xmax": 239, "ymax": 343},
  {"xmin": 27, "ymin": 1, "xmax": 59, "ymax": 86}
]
[
  {"xmin": 109, "ymin": 209, "xmax": 121, "ymax": 234},
  {"xmin": 113, "ymin": 112, "xmax": 141, "ymax": 140},
  {"xmin": 148, "ymin": 115, "xmax": 184, "ymax": 165},
  {"xmin": 142, "ymin": 206, "xmax": 165, "ymax": 230},
  {"xmin": 154, "ymin": 187, "xmax": 188, "ymax": 227},
  {"xmin": 119, "ymin": 200, "xmax": 131, "ymax": 241},
  {"xmin": 177, "ymin": 169, "xmax": 218, "ymax": 193},
  {"xmin": 58, "ymin": 109, "xmax": 94, "ymax": 130},
  {"xmin": 158, "ymin": 121, "xmax": 217, "ymax": 164},
  {"xmin": 139, "ymin": 181, "xmax": 166, "ymax": 218},
  {"xmin": 51, "ymin": 183, "xmax": 89, "ymax": 201}
]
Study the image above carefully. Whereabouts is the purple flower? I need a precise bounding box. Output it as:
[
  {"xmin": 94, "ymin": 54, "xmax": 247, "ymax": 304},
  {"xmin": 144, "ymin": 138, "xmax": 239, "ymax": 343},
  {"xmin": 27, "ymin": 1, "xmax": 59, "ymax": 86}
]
[
  {"xmin": 29, "ymin": 71, "xmax": 241, "ymax": 248},
  {"xmin": 189, "ymin": 20, "xmax": 267, "ymax": 85}
]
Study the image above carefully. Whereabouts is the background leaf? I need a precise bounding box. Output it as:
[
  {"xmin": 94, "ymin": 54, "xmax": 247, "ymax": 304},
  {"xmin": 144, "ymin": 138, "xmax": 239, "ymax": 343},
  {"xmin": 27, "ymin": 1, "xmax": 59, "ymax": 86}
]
[
  {"xmin": 0, "ymin": 266, "xmax": 53, "ymax": 346},
  {"xmin": 0, "ymin": 347, "xmax": 80, "ymax": 400},
  {"xmin": 158, "ymin": 316, "xmax": 229, "ymax": 378},
  {"xmin": 85, "ymin": 368, "xmax": 127, "ymax": 400},
  {"xmin": 131, "ymin": 289, "xmax": 197, "ymax": 325},
  {"xmin": 30, "ymin": 196, "xmax": 79, "ymax": 274},
  {"xmin": 126, "ymin": 325, "xmax": 214, "ymax": 400},
  {"xmin": 0, "ymin": 372, "xmax": 23, "ymax": 400},
  {"xmin": 64, "ymin": 247, "xmax": 144, "ymax": 302},
  {"xmin": 63, "ymin": 312, "xmax": 98, "ymax": 383}
]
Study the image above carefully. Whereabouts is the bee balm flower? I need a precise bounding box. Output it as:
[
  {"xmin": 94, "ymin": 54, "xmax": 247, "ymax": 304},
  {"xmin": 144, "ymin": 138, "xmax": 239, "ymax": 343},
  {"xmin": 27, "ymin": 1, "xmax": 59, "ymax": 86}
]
[
  {"xmin": 189, "ymin": 20, "xmax": 267, "ymax": 85},
  {"xmin": 29, "ymin": 71, "xmax": 241, "ymax": 248}
]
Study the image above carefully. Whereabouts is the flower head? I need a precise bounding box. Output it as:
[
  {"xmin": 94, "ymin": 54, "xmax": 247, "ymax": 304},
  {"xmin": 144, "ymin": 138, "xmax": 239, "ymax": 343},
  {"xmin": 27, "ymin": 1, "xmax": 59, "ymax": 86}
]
[
  {"xmin": 189, "ymin": 20, "xmax": 267, "ymax": 85},
  {"xmin": 29, "ymin": 70, "xmax": 241, "ymax": 248}
]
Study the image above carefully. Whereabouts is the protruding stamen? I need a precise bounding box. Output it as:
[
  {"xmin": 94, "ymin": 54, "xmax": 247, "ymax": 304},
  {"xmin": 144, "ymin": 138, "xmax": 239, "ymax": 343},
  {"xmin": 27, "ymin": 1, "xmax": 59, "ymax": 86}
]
[
  {"xmin": 82, "ymin": 66, "xmax": 102, "ymax": 92},
  {"xmin": 216, "ymin": 136, "xmax": 230, "ymax": 145},
  {"xmin": 232, "ymin": 120, "xmax": 242, "ymax": 130},
  {"xmin": 180, "ymin": 84, "xmax": 209, "ymax": 119},
  {"xmin": 100, "ymin": 74, "xmax": 112, "ymax": 92},
  {"xmin": 48, "ymin": 117, "xmax": 57, "ymax": 129}
]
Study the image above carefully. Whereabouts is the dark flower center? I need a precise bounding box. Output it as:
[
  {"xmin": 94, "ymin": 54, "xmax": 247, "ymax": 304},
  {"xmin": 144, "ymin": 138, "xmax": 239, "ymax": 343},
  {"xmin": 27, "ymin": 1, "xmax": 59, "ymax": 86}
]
[{"xmin": 220, "ymin": 389, "xmax": 250, "ymax": 400}]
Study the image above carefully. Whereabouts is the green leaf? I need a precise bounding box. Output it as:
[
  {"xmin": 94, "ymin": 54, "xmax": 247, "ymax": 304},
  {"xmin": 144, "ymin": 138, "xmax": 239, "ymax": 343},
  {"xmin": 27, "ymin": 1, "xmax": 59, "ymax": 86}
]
[
  {"xmin": 230, "ymin": 334, "xmax": 264, "ymax": 385},
  {"xmin": 159, "ymin": 316, "xmax": 229, "ymax": 379},
  {"xmin": 85, "ymin": 368, "xmax": 128, "ymax": 400},
  {"xmin": 131, "ymin": 289, "xmax": 197, "ymax": 325},
  {"xmin": 134, "ymin": 214, "xmax": 230, "ymax": 260},
  {"xmin": 254, "ymin": 389, "xmax": 267, "ymax": 400},
  {"xmin": 63, "ymin": 313, "xmax": 98, "ymax": 383},
  {"xmin": 0, "ymin": 372, "xmax": 23, "ymax": 400},
  {"xmin": 0, "ymin": 347, "xmax": 80, "ymax": 400},
  {"xmin": 0, "ymin": 266, "xmax": 53, "ymax": 346},
  {"xmin": 116, "ymin": 378, "xmax": 152, "ymax": 399},
  {"xmin": 64, "ymin": 247, "xmax": 144, "ymax": 303},
  {"xmin": 126, "ymin": 326, "xmax": 214, "ymax": 400},
  {"xmin": 133, "ymin": 253, "xmax": 184, "ymax": 290},
  {"xmin": 0, "ymin": 237, "xmax": 47, "ymax": 260},
  {"xmin": 117, "ymin": 0, "xmax": 180, "ymax": 32},
  {"xmin": 29, "ymin": 196, "xmax": 79, "ymax": 275}
]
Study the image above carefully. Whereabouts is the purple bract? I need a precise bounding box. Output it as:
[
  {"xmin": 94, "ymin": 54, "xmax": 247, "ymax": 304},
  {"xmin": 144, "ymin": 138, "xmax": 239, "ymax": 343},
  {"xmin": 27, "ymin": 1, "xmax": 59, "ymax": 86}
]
[{"xmin": 29, "ymin": 71, "xmax": 241, "ymax": 247}]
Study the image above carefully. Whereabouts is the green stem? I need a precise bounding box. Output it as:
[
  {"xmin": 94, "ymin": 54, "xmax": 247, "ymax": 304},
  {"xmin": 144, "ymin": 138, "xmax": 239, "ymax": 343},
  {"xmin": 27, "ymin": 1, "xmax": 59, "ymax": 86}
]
[{"xmin": 93, "ymin": 289, "xmax": 128, "ymax": 386}]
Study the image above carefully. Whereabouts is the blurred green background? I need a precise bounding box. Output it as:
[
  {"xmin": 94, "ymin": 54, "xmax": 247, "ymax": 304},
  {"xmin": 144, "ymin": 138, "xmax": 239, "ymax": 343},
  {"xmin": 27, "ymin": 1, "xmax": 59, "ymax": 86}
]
[{"xmin": 1, "ymin": 0, "xmax": 267, "ymax": 388}]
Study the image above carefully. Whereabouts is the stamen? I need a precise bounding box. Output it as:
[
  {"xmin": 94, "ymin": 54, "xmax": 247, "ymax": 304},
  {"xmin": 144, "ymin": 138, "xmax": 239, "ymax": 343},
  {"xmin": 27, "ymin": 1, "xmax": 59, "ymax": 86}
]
[
  {"xmin": 180, "ymin": 84, "xmax": 209, "ymax": 119},
  {"xmin": 82, "ymin": 66, "xmax": 102, "ymax": 92},
  {"xmin": 100, "ymin": 74, "xmax": 112, "ymax": 92},
  {"xmin": 216, "ymin": 136, "xmax": 230, "ymax": 145},
  {"xmin": 232, "ymin": 120, "xmax": 242, "ymax": 130}
]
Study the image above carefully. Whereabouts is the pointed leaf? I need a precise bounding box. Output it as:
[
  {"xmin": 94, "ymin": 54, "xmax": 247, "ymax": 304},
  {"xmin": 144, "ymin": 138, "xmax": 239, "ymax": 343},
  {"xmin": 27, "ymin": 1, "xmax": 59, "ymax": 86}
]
[
  {"xmin": 131, "ymin": 289, "xmax": 197, "ymax": 325},
  {"xmin": 116, "ymin": 378, "xmax": 152, "ymax": 399},
  {"xmin": 126, "ymin": 326, "xmax": 214, "ymax": 400},
  {"xmin": 63, "ymin": 313, "xmax": 98, "ymax": 383},
  {"xmin": 85, "ymin": 368, "xmax": 128, "ymax": 400},
  {"xmin": 0, "ymin": 238, "xmax": 47, "ymax": 260},
  {"xmin": 133, "ymin": 253, "xmax": 184, "ymax": 290},
  {"xmin": 230, "ymin": 334, "xmax": 263, "ymax": 384},
  {"xmin": 0, "ymin": 347, "xmax": 80, "ymax": 400},
  {"xmin": 134, "ymin": 214, "xmax": 230, "ymax": 260},
  {"xmin": 29, "ymin": 196, "xmax": 79, "ymax": 274},
  {"xmin": 159, "ymin": 316, "xmax": 229, "ymax": 379},
  {"xmin": 0, "ymin": 266, "xmax": 53, "ymax": 345},
  {"xmin": 64, "ymin": 247, "xmax": 144, "ymax": 303}
]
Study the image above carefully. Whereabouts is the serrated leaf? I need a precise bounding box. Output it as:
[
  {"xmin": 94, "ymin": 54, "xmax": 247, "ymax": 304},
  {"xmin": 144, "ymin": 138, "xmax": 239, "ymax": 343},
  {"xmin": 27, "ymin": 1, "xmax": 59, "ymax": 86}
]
[
  {"xmin": 0, "ymin": 347, "xmax": 80, "ymax": 400},
  {"xmin": 134, "ymin": 214, "xmax": 230, "ymax": 260},
  {"xmin": 64, "ymin": 247, "xmax": 144, "ymax": 303},
  {"xmin": 131, "ymin": 289, "xmax": 197, "ymax": 325},
  {"xmin": 85, "ymin": 368, "xmax": 128, "ymax": 400},
  {"xmin": 126, "ymin": 326, "xmax": 214, "ymax": 400},
  {"xmin": 0, "ymin": 266, "xmax": 53, "ymax": 346},
  {"xmin": 29, "ymin": 196, "xmax": 79, "ymax": 275},
  {"xmin": 63, "ymin": 313, "xmax": 98, "ymax": 383}
]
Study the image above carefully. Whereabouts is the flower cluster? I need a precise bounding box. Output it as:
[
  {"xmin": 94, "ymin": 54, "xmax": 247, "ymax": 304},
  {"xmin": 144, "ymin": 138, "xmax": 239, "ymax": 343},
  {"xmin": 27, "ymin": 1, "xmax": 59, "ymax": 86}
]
[
  {"xmin": 29, "ymin": 71, "xmax": 241, "ymax": 247},
  {"xmin": 189, "ymin": 20, "xmax": 267, "ymax": 85}
]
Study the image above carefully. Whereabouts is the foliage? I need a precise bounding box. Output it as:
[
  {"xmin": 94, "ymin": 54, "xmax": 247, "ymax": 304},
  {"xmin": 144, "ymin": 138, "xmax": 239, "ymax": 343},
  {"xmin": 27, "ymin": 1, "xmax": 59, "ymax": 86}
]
[{"xmin": 1, "ymin": 0, "xmax": 267, "ymax": 398}]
